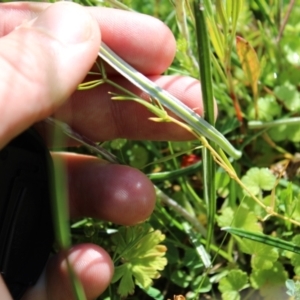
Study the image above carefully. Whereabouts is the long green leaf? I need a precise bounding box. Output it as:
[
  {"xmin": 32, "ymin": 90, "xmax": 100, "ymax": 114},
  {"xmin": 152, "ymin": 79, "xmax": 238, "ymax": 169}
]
[
  {"xmin": 51, "ymin": 144, "xmax": 70, "ymax": 249},
  {"xmin": 216, "ymin": 0, "xmax": 228, "ymax": 34},
  {"xmin": 99, "ymin": 43, "xmax": 241, "ymax": 160},
  {"xmin": 223, "ymin": 227, "xmax": 300, "ymax": 254},
  {"xmin": 193, "ymin": 0, "xmax": 216, "ymax": 251},
  {"xmin": 231, "ymin": 0, "xmax": 244, "ymax": 34},
  {"xmin": 51, "ymin": 124, "xmax": 86, "ymax": 300},
  {"xmin": 148, "ymin": 161, "xmax": 202, "ymax": 181},
  {"xmin": 193, "ymin": 1, "xmax": 214, "ymax": 124}
]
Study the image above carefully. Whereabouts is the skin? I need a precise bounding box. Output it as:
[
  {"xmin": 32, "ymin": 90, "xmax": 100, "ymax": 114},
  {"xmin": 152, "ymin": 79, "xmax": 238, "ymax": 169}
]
[{"xmin": 0, "ymin": 2, "xmax": 205, "ymax": 299}]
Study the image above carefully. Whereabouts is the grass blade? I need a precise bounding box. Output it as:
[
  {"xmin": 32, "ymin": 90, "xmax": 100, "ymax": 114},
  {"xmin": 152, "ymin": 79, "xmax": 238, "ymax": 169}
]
[
  {"xmin": 236, "ymin": 36, "xmax": 261, "ymax": 117},
  {"xmin": 223, "ymin": 227, "xmax": 300, "ymax": 254},
  {"xmin": 147, "ymin": 161, "xmax": 202, "ymax": 181},
  {"xmin": 99, "ymin": 43, "xmax": 241, "ymax": 160},
  {"xmin": 193, "ymin": 0, "xmax": 216, "ymax": 251},
  {"xmin": 193, "ymin": 1, "xmax": 214, "ymax": 124},
  {"xmin": 51, "ymin": 126, "xmax": 86, "ymax": 300}
]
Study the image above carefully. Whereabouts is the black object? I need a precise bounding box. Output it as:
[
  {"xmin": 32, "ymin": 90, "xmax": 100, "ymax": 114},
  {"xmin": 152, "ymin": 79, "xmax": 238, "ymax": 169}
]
[{"xmin": 0, "ymin": 128, "xmax": 54, "ymax": 299}]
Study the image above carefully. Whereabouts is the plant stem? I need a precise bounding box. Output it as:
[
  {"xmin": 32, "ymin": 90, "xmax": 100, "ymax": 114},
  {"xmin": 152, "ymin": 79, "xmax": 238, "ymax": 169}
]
[
  {"xmin": 193, "ymin": 0, "xmax": 216, "ymax": 251},
  {"xmin": 276, "ymin": 0, "xmax": 296, "ymax": 43},
  {"xmin": 156, "ymin": 186, "xmax": 207, "ymax": 237},
  {"xmin": 248, "ymin": 117, "xmax": 300, "ymax": 129}
]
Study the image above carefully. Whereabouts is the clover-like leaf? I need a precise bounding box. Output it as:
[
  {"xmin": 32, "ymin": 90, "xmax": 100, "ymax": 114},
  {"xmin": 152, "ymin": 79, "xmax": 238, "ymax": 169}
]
[
  {"xmin": 240, "ymin": 240, "xmax": 278, "ymax": 270},
  {"xmin": 111, "ymin": 224, "xmax": 167, "ymax": 297},
  {"xmin": 290, "ymin": 235, "xmax": 300, "ymax": 275},
  {"xmin": 217, "ymin": 207, "xmax": 261, "ymax": 233},
  {"xmin": 247, "ymin": 96, "xmax": 281, "ymax": 121},
  {"xmin": 286, "ymin": 279, "xmax": 296, "ymax": 296},
  {"xmin": 269, "ymin": 124, "xmax": 300, "ymax": 143},
  {"xmin": 113, "ymin": 264, "xmax": 135, "ymax": 297},
  {"xmin": 219, "ymin": 270, "xmax": 248, "ymax": 300},
  {"xmin": 128, "ymin": 144, "xmax": 149, "ymax": 168},
  {"xmin": 217, "ymin": 207, "xmax": 234, "ymax": 228},
  {"xmin": 241, "ymin": 167, "xmax": 276, "ymax": 196},
  {"xmin": 274, "ymin": 82, "xmax": 300, "ymax": 112},
  {"xmin": 250, "ymin": 262, "xmax": 288, "ymax": 300},
  {"xmin": 286, "ymin": 124, "xmax": 300, "ymax": 143}
]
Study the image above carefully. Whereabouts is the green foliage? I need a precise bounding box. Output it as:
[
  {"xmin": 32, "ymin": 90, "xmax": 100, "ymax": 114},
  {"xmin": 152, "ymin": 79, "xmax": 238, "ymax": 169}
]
[
  {"xmin": 241, "ymin": 167, "xmax": 276, "ymax": 196},
  {"xmin": 110, "ymin": 224, "xmax": 167, "ymax": 297},
  {"xmin": 218, "ymin": 270, "xmax": 248, "ymax": 300},
  {"xmin": 127, "ymin": 144, "xmax": 149, "ymax": 169},
  {"xmin": 40, "ymin": 0, "xmax": 300, "ymax": 298},
  {"xmin": 241, "ymin": 240, "xmax": 278, "ymax": 270},
  {"xmin": 274, "ymin": 83, "xmax": 300, "ymax": 112},
  {"xmin": 269, "ymin": 123, "xmax": 300, "ymax": 142},
  {"xmin": 290, "ymin": 235, "xmax": 300, "ymax": 275},
  {"xmin": 286, "ymin": 279, "xmax": 300, "ymax": 300},
  {"xmin": 247, "ymin": 96, "xmax": 281, "ymax": 122},
  {"xmin": 217, "ymin": 206, "xmax": 262, "ymax": 232},
  {"xmin": 250, "ymin": 262, "xmax": 288, "ymax": 300}
]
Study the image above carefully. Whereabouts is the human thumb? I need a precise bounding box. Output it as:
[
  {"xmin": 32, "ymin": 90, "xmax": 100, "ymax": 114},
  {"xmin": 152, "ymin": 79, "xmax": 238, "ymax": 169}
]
[
  {"xmin": 0, "ymin": 2, "xmax": 100, "ymax": 148},
  {"xmin": 0, "ymin": 275, "xmax": 12, "ymax": 300}
]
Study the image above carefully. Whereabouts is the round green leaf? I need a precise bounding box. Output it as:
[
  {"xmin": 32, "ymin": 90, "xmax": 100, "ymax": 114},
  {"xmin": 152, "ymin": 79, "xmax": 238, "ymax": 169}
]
[
  {"xmin": 241, "ymin": 168, "xmax": 276, "ymax": 196},
  {"xmin": 127, "ymin": 145, "xmax": 149, "ymax": 168},
  {"xmin": 274, "ymin": 83, "xmax": 300, "ymax": 112},
  {"xmin": 219, "ymin": 270, "xmax": 248, "ymax": 300}
]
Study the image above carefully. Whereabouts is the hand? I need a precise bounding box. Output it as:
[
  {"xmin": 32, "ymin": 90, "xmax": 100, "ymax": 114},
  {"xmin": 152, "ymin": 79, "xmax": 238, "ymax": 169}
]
[{"xmin": 0, "ymin": 2, "xmax": 204, "ymax": 299}]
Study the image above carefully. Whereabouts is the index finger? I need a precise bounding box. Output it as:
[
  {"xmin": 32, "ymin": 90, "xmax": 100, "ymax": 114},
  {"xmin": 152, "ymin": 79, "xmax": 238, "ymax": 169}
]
[{"xmin": 0, "ymin": 2, "xmax": 176, "ymax": 75}]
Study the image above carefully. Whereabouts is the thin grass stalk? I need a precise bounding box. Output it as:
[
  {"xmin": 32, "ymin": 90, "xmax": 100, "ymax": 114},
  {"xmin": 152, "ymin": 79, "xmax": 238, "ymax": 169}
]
[
  {"xmin": 147, "ymin": 161, "xmax": 202, "ymax": 181},
  {"xmin": 96, "ymin": 0, "xmax": 133, "ymax": 11},
  {"xmin": 174, "ymin": 0, "xmax": 199, "ymax": 70},
  {"xmin": 51, "ymin": 126, "xmax": 86, "ymax": 300},
  {"xmin": 202, "ymin": 0, "xmax": 212, "ymax": 16},
  {"xmin": 66, "ymin": 259, "xmax": 87, "ymax": 300},
  {"xmin": 193, "ymin": 2, "xmax": 214, "ymax": 123},
  {"xmin": 156, "ymin": 186, "xmax": 207, "ymax": 237},
  {"xmin": 254, "ymin": 0, "xmax": 273, "ymax": 26},
  {"xmin": 167, "ymin": 142, "xmax": 196, "ymax": 213},
  {"xmin": 248, "ymin": 117, "xmax": 300, "ymax": 129},
  {"xmin": 51, "ymin": 135, "xmax": 71, "ymax": 250},
  {"xmin": 216, "ymin": 0, "xmax": 228, "ymax": 34},
  {"xmin": 46, "ymin": 117, "xmax": 119, "ymax": 163},
  {"xmin": 224, "ymin": 1, "xmax": 244, "ymax": 122},
  {"xmin": 228, "ymin": 162, "xmax": 238, "ymax": 208},
  {"xmin": 193, "ymin": 0, "xmax": 216, "ymax": 251},
  {"xmin": 201, "ymin": 148, "xmax": 215, "ymax": 251}
]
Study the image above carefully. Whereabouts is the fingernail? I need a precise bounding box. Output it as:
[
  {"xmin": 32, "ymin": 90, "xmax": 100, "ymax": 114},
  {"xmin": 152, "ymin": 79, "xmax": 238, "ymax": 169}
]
[{"xmin": 31, "ymin": 2, "xmax": 94, "ymax": 44}]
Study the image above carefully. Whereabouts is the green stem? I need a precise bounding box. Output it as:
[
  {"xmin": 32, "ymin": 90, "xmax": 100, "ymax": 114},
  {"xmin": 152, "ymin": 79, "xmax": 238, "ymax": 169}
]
[
  {"xmin": 223, "ymin": 227, "xmax": 300, "ymax": 254},
  {"xmin": 156, "ymin": 186, "xmax": 207, "ymax": 237},
  {"xmin": 248, "ymin": 117, "xmax": 300, "ymax": 129},
  {"xmin": 51, "ymin": 131, "xmax": 71, "ymax": 250},
  {"xmin": 51, "ymin": 121, "xmax": 86, "ymax": 300},
  {"xmin": 193, "ymin": 0, "xmax": 216, "ymax": 251},
  {"xmin": 148, "ymin": 161, "xmax": 202, "ymax": 181},
  {"xmin": 193, "ymin": 2, "xmax": 215, "ymax": 124}
]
